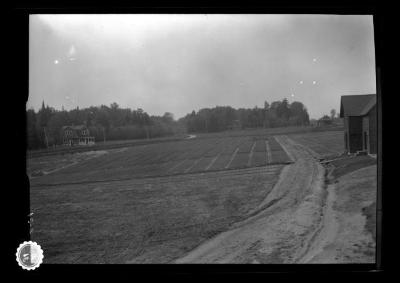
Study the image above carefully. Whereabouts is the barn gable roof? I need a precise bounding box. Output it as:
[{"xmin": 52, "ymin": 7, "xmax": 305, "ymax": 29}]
[
  {"xmin": 359, "ymin": 95, "xmax": 376, "ymax": 116},
  {"xmin": 339, "ymin": 94, "xmax": 376, "ymax": 117}
]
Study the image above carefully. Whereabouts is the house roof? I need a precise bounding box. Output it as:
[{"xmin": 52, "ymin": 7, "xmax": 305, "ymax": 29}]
[
  {"xmin": 319, "ymin": 116, "xmax": 332, "ymax": 121},
  {"xmin": 339, "ymin": 94, "xmax": 376, "ymax": 117},
  {"xmin": 61, "ymin": 125, "xmax": 88, "ymax": 131}
]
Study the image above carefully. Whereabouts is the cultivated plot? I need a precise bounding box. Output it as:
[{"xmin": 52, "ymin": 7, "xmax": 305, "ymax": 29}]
[
  {"xmin": 288, "ymin": 131, "xmax": 344, "ymax": 157},
  {"xmin": 28, "ymin": 134, "xmax": 293, "ymax": 263},
  {"xmin": 29, "ymin": 135, "xmax": 292, "ymax": 186}
]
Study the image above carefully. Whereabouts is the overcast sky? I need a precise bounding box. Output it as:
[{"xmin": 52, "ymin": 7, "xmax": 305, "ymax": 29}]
[{"xmin": 28, "ymin": 14, "xmax": 376, "ymax": 119}]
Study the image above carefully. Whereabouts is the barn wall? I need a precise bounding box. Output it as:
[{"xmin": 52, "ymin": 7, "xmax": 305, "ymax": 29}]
[
  {"xmin": 348, "ymin": 116, "xmax": 363, "ymax": 153},
  {"xmin": 344, "ymin": 117, "xmax": 349, "ymax": 152},
  {"xmin": 362, "ymin": 116, "xmax": 370, "ymax": 152},
  {"xmin": 368, "ymin": 105, "xmax": 377, "ymax": 154}
]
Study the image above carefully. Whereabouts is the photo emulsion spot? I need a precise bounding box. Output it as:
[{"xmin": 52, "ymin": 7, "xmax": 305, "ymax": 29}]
[{"xmin": 27, "ymin": 14, "xmax": 378, "ymax": 264}]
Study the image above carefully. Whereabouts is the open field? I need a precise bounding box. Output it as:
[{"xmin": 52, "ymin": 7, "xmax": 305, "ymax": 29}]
[
  {"xmin": 288, "ymin": 130, "xmax": 344, "ymax": 158},
  {"xmin": 27, "ymin": 125, "xmax": 343, "ymax": 159},
  {"xmin": 194, "ymin": 125, "xmax": 344, "ymax": 139},
  {"xmin": 29, "ymin": 130, "xmax": 293, "ymax": 263},
  {"xmin": 27, "ymin": 150, "xmax": 112, "ymax": 177},
  {"xmin": 29, "ymin": 135, "xmax": 292, "ymax": 186},
  {"xmin": 29, "ymin": 127, "xmax": 360, "ymax": 263},
  {"xmin": 27, "ymin": 134, "xmax": 188, "ymax": 159}
]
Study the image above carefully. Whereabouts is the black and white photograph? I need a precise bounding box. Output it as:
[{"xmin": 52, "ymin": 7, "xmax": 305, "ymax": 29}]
[{"xmin": 25, "ymin": 13, "xmax": 380, "ymax": 266}]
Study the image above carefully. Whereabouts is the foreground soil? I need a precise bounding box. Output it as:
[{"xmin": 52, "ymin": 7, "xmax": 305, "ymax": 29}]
[{"xmin": 31, "ymin": 165, "xmax": 283, "ymax": 263}]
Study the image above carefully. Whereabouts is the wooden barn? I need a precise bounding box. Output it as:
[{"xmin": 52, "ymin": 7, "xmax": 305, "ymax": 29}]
[
  {"xmin": 340, "ymin": 94, "xmax": 377, "ymax": 154},
  {"xmin": 61, "ymin": 125, "xmax": 95, "ymax": 146}
]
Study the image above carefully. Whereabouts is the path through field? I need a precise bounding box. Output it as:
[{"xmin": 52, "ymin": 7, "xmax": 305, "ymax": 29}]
[{"xmin": 176, "ymin": 135, "xmax": 328, "ymax": 263}]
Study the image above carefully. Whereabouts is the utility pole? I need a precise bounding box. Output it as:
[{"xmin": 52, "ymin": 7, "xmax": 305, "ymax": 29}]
[
  {"xmin": 263, "ymin": 109, "xmax": 266, "ymax": 128},
  {"xmin": 102, "ymin": 127, "xmax": 106, "ymax": 144}
]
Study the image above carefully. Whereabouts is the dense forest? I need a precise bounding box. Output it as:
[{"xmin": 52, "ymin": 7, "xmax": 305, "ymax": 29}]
[
  {"xmin": 179, "ymin": 98, "xmax": 310, "ymax": 133},
  {"xmin": 27, "ymin": 98, "xmax": 310, "ymax": 150}
]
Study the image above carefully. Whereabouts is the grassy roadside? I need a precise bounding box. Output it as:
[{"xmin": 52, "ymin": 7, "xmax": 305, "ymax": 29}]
[
  {"xmin": 318, "ymin": 156, "xmax": 377, "ymax": 262},
  {"xmin": 329, "ymin": 155, "xmax": 377, "ymax": 179},
  {"xmin": 362, "ymin": 201, "xmax": 376, "ymax": 242}
]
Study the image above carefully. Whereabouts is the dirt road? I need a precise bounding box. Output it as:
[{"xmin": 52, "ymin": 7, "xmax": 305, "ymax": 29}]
[{"xmin": 176, "ymin": 135, "xmax": 327, "ymax": 263}]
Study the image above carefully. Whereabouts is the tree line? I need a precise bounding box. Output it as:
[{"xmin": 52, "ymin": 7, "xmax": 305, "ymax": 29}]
[
  {"xmin": 27, "ymin": 98, "xmax": 310, "ymax": 149},
  {"xmin": 179, "ymin": 98, "xmax": 310, "ymax": 133}
]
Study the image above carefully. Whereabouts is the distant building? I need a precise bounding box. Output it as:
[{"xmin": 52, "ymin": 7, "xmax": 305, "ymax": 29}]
[
  {"xmin": 340, "ymin": 94, "xmax": 376, "ymax": 154},
  {"xmin": 332, "ymin": 117, "xmax": 344, "ymax": 126},
  {"xmin": 317, "ymin": 116, "xmax": 333, "ymax": 127},
  {"xmin": 227, "ymin": 119, "xmax": 241, "ymax": 130},
  {"xmin": 61, "ymin": 125, "xmax": 95, "ymax": 146},
  {"xmin": 309, "ymin": 119, "xmax": 318, "ymax": 127}
]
